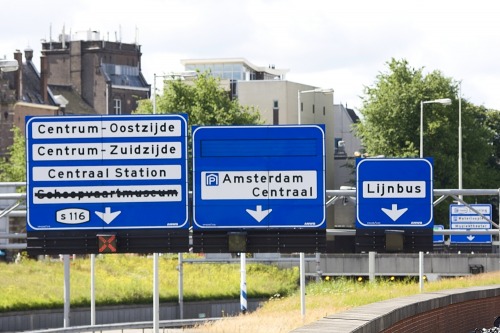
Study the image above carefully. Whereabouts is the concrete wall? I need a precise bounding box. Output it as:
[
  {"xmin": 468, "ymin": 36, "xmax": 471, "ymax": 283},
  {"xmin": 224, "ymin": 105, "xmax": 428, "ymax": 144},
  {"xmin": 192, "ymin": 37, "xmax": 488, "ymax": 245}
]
[
  {"xmin": 0, "ymin": 299, "xmax": 263, "ymax": 332},
  {"xmin": 270, "ymin": 253, "xmax": 500, "ymax": 277}
]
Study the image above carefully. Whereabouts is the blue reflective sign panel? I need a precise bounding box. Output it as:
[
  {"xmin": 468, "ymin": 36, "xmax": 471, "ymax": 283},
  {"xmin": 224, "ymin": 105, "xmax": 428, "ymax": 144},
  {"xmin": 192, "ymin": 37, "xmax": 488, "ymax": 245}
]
[
  {"xmin": 449, "ymin": 204, "xmax": 492, "ymax": 243},
  {"xmin": 26, "ymin": 114, "xmax": 188, "ymax": 231},
  {"xmin": 356, "ymin": 158, "xmax": 433, "ymax": 228},
  {"xmin": 433, "ymin": 225, "xmax": 445, "ymax": 243},
  {"xmin": 193, "ymin": 125, "xmax": 325, "ymax": 229}
]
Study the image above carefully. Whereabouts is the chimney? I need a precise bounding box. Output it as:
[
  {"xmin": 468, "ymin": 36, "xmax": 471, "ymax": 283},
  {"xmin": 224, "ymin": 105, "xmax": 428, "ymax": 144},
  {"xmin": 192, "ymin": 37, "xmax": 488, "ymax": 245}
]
[
  {"xmin": 40, "ymin": 55, "xmax": 48, "ymax": 104},
  {"xmin": 13, "ymin": 50, "xmax": 22, "ymax": 100},
  {"xmin": 24, "ymin": 48, "xmax": 33, "ymax": 62}
]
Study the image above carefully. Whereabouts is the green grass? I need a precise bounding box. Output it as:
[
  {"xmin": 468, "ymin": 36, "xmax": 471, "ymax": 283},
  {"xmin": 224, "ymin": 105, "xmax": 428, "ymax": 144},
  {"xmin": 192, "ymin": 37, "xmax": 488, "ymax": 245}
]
[
  {"xmin": 0, "ymin": 254, "xmax": 299, "ymax": 312},
  {"xmin": 194, "ymin": 272, "xmax": 500, "ymax": 333},
  {"xmin": 4, "ymin": 253, "xmax": 499, "ymax": 332}
]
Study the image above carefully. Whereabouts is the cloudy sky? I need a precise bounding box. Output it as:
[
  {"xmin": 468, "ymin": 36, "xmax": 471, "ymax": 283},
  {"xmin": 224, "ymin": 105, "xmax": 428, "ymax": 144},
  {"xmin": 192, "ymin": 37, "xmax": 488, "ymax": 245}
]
[{"xmin": 2, "ymin": 0, "xmax": 500, "ymax": 111}]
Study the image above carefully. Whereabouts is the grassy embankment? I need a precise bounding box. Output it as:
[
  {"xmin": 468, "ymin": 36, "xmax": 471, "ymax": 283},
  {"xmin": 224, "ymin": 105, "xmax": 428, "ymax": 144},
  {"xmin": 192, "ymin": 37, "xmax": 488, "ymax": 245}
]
[
  {"xmin": 2, "ymin": 254, "xmax": 499, "ymax": 333},
  {"xmin": 0, "ymin": 254, "xmax": 298, "ymax": 312},
  {"xmin": 192, "ymin": 271, "xmax": 500, "ymax": 333}
]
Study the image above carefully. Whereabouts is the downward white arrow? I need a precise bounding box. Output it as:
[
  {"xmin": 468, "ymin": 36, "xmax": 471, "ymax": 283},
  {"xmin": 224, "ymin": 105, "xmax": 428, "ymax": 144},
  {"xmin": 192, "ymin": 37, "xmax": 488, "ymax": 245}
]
[
  {"xmin": 246, "ymin": 205, "xmax": 272, "ymax": 223},
  {"xmin": 467, "ymin": 235, "xmax": 475, "ymax": 241},
  {"xmin": 381, "ymin": 204, "xmax": 408, "ymax": 222},
  {"xmin": 95, "ymin": 207, "xmax": 121, "ymax": 224}
]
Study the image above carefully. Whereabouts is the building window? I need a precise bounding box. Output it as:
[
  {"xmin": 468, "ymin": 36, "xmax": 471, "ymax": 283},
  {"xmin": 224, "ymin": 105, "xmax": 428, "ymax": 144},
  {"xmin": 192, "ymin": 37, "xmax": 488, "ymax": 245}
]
[
  {"xmin": 273, "ymin": 100, "xmax": 279, "ymax": 125},
  {"xmin": 323, "ymin": 106, "xmax": 326, "ymax": 115},
  {"xmin": 312, "ymin": 104, "xmax": 315, "ymax": 114},
  {"xmin": 114, "ymin": 99, "xmax": 122, "ymax": 115}
]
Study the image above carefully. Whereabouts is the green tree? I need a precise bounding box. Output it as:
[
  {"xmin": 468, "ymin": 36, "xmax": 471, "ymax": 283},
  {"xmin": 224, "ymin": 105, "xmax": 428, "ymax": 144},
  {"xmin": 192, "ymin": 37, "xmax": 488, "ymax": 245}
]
[
  {"xmin": 0, "ymin": 127, "xmax": 26, "ymax": 182},
  {"xmin": 355, "ymin": 59, "xmax": 497, "ymax": 225}
]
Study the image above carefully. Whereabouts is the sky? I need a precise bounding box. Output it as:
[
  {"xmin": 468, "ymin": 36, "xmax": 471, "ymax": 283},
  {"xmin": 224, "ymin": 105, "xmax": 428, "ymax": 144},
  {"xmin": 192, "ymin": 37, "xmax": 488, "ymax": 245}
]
[{"xmin": 2, "ymin": 0, "xmax": 500, "ymax": 111}]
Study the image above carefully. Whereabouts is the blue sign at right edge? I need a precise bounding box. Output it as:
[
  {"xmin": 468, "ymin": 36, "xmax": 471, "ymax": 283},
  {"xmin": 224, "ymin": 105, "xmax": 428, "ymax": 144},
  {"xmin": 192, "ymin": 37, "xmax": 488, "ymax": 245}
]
[
  {"xmin": 356, "ymin": 158, "xmax": 433, "ymax": 228},
  {"xmin": 449, "ymin": 204, "xmax": 492, "ymax": 244}
]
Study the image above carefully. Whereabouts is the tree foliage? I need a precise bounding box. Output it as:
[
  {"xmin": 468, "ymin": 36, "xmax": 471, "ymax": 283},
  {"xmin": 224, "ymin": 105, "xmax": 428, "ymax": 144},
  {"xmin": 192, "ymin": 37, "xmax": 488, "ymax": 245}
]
[
  {"xmin": 0, "ymin": 127, "xmax": 26, "ymax": 182},
  {"xmin": 355, "ymin": 58, "xmax": 496, "ymax": 189},
  {"xmin": 355, "ymin": 59, "xmax": 499, "ymax": 224}
]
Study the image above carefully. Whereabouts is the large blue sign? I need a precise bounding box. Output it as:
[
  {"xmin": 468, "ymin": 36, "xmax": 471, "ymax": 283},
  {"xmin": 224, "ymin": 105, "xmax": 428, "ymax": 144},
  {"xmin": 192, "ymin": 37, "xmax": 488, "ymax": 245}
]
[
  {"xmin": 449, "ymin": 204, "xmax": 492, "ymax": 244},
  {"xmin": 356, "ymin": 158, "xmax": 433, "ymax": 228},
  {"xmin": 192, "ymin": 125, "xmax": 325, "ymax": 229},
  {"xmin": 26, "ymin": 114, "xmax": 188, "ymax": 231}
]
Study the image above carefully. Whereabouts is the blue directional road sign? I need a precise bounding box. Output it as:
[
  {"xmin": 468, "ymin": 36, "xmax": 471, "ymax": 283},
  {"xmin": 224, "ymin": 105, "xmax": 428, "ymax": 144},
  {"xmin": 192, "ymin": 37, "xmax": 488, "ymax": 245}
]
[
  {"xmin": 356, "ymin": 158, "xmax": 433, "ymax": 228},
  {"xmin": 433, "ymin": 224, "xmax": 445, "ymax": 244},
  {"xmin": 192, "ymin": 125, "xmax": 325, "ymax": 229},
  {"xmin": 449, "ymin": 204, "xmax": 492, "ymax": 244},
  {"xmin": 26, "ymin": 114, "xmax": 188, "ymax": 231}
]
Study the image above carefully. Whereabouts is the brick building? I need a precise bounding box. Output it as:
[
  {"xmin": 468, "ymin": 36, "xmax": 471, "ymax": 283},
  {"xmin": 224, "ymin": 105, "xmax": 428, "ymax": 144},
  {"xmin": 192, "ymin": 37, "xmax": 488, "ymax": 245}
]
[{"xmin": 41, "ymin": 30, "xmax": 150, "ymax": 115}]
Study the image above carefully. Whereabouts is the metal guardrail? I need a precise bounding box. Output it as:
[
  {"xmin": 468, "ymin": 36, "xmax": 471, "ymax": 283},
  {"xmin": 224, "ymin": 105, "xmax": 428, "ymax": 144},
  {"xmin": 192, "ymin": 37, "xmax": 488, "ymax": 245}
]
[
  {"xmin": 0, "ymin": 187, "xmax": 498, "ymax": 250},
  {"xmin": 28, "ymin": 317, "xmax": 222, "ymax": 333}
]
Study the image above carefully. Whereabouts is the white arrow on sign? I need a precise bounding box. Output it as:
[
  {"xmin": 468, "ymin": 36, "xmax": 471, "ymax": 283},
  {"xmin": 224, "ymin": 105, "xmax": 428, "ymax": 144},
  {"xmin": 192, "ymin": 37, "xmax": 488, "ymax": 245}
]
[
  {"xmin": 467, "ymin": 235, "xmax": 475, "ymax": 241},
  {"xmin": 246, "ymin": 205, "xmax": 272, "ymax": 223},
  {"xmin": 381, "ymin": 204, "xmax": 408, "ymax": 222},
  {"xmin": 95, "ymin": 207, "xmax": 121, "ymax": 224}
]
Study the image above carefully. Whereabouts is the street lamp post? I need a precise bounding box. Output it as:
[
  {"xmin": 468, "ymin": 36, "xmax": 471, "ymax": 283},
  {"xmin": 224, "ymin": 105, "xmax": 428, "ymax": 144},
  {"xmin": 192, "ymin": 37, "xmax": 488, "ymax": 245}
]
[
  {"xmin": 458, "ymin": 82, "xmax": 463, "ymax": 196},
  {"xmin": 419, "ymin": 98, "xmax": 452, "ymax": 158},
  {"xmin": 297, "ymin": 88, "xmax": 334, "ymax": 125}
]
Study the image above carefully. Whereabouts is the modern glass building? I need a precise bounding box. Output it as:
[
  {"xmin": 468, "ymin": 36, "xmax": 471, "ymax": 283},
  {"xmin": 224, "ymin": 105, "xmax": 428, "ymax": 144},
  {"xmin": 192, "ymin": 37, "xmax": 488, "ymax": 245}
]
[{"xmin": 181, "ymin": 58, "xmax": 288, "ymax": 99}]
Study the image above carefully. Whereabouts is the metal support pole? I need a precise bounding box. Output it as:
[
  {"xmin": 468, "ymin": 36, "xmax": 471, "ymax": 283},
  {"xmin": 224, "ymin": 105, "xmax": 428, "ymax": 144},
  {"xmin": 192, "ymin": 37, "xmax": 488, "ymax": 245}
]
[
  {"xmin": 297, "ymin": 91, "xmax": 301, "ymax": 125},
  {"xmin": 420, "ymin": 101, "xmax": 424, "ymax": 158},
  {"xmin": 458, "ymin": 82, "xmax": 463, "ymax": 198},
  {"xmin": 368, "ymin": 251, "xmax": 376, "ymax": 282},
  {"xmin": 90, "ymin": 254, "xmax": 95, "ymax": 326},
  {"xmin": 178, "ymin": 253, "xmax": 184, "ymax": 319},
  {"xmin": 315, "ymin": 252, "xmax": 321, "ymax": 282},
  {"xmin": 419, "ymin": 251, "xmax": 424, "ymax": 292},
  {"xmin": 153, "ymin": 253, "xmax": 159, "ymax": 333},
  {"xmin": 240, "ymin": 253, "xmax": 247, "ymax": 313},
  {"xmin": 63, "ymin": 254, "xmax": 70, "ymax": 328},
  {"xmin": 299, "ymin": 252, "xmax": 306, "ymax": 318},
  {"xmin": 153, "ymin": 74, "xmax": 157, "ymax": 115}
]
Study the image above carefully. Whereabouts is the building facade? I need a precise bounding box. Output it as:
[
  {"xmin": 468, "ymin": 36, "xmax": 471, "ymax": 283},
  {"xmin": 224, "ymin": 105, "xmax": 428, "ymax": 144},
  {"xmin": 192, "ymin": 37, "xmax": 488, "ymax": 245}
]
[{"xmin": 41, "ymin": 30, "xmax": 150, "ymax": 115}]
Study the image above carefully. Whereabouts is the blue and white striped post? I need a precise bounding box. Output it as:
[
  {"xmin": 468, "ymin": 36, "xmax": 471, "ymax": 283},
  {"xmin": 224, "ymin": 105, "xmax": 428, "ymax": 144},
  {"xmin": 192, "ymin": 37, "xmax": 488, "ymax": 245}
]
[{"xmin": 240, "ymin": 253, "xmax": 247, "ymax": 313}]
